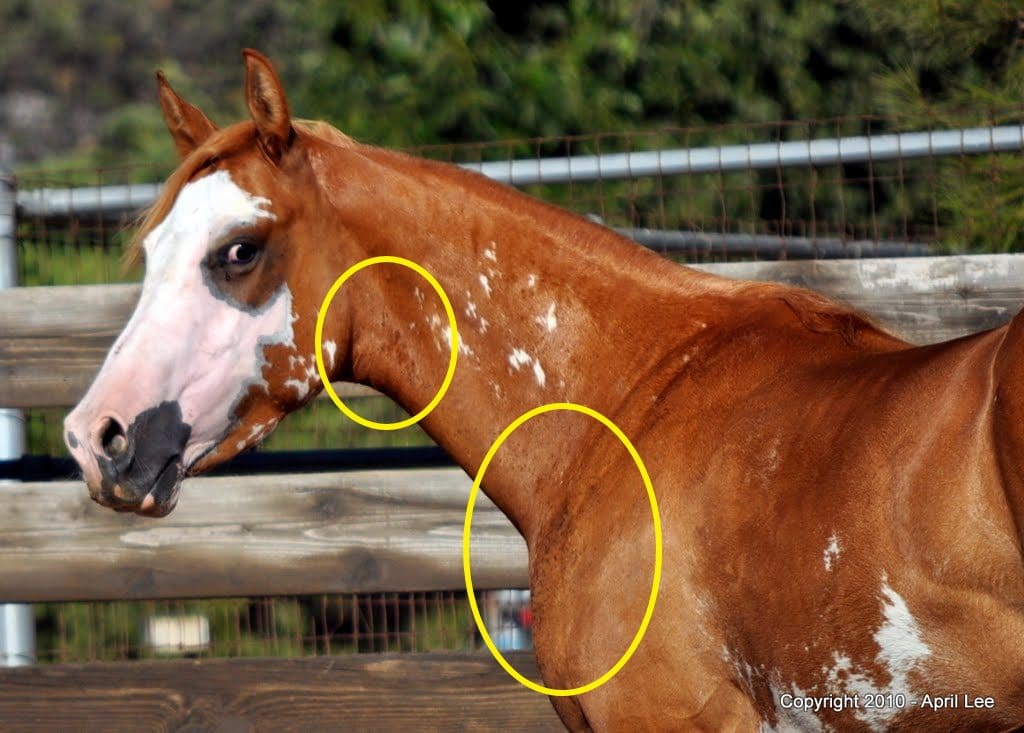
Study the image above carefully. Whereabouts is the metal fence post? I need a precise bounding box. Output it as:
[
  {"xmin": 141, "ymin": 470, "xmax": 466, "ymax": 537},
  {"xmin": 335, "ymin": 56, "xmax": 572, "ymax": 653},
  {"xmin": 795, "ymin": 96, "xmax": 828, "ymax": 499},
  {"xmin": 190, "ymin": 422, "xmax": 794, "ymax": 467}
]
[{"xmin": 0, "ymin": 170, "xmax": 36, "ymax": 667}]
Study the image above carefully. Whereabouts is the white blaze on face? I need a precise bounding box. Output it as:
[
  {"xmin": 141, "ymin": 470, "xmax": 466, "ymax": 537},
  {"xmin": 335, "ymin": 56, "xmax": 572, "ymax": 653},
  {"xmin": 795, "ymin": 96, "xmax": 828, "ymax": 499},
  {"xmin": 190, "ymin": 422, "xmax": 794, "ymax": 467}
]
[{"xmin": 70, "ymin": 170, "xmax": 294, "ymax": 469}]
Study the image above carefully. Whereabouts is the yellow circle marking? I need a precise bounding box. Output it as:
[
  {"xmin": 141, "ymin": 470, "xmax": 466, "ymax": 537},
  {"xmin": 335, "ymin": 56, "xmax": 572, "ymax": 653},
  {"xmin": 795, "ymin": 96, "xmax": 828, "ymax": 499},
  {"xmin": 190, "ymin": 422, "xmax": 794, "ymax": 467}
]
[
  {"xmin": 463, "ymin": 402, "xmax": 663, "ymax": 696},
  {"xmin": 314, "ymin": 255, "xmax": 459, "ymax": 431}
]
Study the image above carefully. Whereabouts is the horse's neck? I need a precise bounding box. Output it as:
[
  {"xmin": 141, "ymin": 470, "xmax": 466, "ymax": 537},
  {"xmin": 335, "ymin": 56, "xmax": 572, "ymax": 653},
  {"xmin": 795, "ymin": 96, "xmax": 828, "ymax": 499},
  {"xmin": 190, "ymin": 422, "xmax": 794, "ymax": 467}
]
[{"xmin": 315, "ymin": 144, "xmax": 711, "ymax": 539}]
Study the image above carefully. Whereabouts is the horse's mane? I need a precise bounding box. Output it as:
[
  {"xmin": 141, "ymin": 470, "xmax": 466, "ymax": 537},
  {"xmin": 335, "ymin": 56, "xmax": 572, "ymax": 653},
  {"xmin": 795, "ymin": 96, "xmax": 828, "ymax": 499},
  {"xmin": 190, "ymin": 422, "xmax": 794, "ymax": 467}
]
[
  {"xmin": 127, "ymin": 119, "xmax": 895, "ymax": 350},
  {"xmin": 745, "ymin": 282, "xmax": 898, "ymax": 348}
]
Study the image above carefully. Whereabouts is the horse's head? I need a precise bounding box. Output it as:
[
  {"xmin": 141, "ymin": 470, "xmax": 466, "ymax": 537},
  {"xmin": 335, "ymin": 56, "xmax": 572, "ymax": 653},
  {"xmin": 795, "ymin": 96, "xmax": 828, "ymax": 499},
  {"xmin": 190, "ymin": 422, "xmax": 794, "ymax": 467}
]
[{"xmin": 64, "ymin": 50, "xmax": 346, "ymax": 516}]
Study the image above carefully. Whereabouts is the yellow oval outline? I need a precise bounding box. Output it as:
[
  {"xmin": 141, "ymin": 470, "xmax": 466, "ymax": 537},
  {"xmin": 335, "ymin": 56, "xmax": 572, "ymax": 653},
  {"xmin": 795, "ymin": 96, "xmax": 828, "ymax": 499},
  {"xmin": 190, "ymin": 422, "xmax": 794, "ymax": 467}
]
[
  {"xmin": 314, "ymin": 255, "xmax": 459, "ymax": 431},
  {"xmin": 463, "ymin": 402, "xmax": 663, "ymax": 696}
]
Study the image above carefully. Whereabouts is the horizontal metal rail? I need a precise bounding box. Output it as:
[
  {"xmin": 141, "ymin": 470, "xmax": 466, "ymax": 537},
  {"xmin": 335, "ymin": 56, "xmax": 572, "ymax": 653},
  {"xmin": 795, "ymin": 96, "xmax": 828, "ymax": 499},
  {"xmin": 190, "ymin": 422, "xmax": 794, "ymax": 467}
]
[
  {"xmin": 14, "ymin": 125, "xmax": 1024, "ymax": 220},
  {"xmin": 616, "ymin": 229, "xmax": 934, "ymax": 259}
]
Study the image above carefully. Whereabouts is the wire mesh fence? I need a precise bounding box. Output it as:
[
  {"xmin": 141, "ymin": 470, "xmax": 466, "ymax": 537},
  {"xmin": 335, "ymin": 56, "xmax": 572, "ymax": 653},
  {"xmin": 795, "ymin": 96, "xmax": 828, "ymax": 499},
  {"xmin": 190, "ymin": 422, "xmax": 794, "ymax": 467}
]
[{"xmin": 9, "ymin": 110, "xmax": 1024, "ymax": 664}]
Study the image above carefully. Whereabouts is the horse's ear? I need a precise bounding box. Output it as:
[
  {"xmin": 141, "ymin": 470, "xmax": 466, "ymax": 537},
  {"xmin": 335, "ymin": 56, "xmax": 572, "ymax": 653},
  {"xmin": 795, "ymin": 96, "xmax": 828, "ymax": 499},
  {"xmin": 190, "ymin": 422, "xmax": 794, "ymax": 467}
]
[
  {"xmin": 156, "ymin": 71, "xmax": 217, "ymax": 159},
  {"xmin": 242, "ymin": 49, "xmax": 293, "ymax": 163}
]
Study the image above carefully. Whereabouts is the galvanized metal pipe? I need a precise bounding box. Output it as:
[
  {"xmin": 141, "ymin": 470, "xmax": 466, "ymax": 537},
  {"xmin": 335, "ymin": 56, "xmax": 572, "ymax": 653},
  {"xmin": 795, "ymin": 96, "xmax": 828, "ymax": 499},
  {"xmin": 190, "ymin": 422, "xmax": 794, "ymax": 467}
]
[
  {"xmin": 0, "ymin": 172, "xmax": 35, "ymax": 667},
  {"xmin": 15, "ymin": 125, "xmax": 1024, "ymax": 219}
]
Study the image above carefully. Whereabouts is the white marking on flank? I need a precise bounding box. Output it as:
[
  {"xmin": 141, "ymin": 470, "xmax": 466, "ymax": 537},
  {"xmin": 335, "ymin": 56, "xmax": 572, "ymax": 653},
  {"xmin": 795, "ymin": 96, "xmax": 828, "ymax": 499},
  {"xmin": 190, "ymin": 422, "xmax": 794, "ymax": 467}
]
[
  {"xmin": 823, "ymin": 533, "xmax": 841, "ymax": 572},
  {"xmin": 484, "ymin": 244, "xmax": 497, "ymax": 262},
  {"xmin": 526, "ymin": 274, "xmax": 537, "ymax": 288},
  {"xmin": 478, "ymin": 274, "xmax": 492, "ymax": 297}
]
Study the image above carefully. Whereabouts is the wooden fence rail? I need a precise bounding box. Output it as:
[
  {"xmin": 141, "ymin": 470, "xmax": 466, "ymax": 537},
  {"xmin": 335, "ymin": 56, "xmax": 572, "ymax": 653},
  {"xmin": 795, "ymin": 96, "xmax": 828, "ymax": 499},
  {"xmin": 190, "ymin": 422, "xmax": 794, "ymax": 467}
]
[
  {"xmin": 0, "ymin": 653, "xmax": 563, "ymax": 731},
  {"xmin": 2, "ymin": 254, "xmax": 1023, "ymax": 731},
  {"xmin": 0, "ymin": 468, "xmax": 524, "ymax": 603},
  {"xmin": 3, "ymin": 254, "xmax": 1024, "ymax": 408},
  {"xmin": 1, "ymin": 254, "xmax": 1022, "ymax": 604}
]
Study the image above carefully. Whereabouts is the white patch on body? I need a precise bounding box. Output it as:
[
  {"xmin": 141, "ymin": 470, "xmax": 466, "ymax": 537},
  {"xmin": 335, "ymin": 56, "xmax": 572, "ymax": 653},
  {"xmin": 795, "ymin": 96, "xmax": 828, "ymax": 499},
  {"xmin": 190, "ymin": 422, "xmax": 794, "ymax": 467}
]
[
  {"xmin": 478, "ymin": 274, "xmax": 492, "ymax": 297},
  {"xmin": 324, "ymin": 340, "xmax": 338, "ymax": 370},
  {"xmin": 823, "ymin": 533, "xmax": 841, "ymax": 572},
  {"xmin": 534, "ymin": 302, "xmax": 558, "ymax": 333},
  {"xmin": 818, "ymin": 577, "xmax": 931, "ymax": 731},
  {"xmin": 483, "ymin": 244, "xmax": 497, "ymax": 262},
  {"xmin": 765, "ymin": 675, "xmax": 827, "ymax": 733},
  {"xmin": 526, "ymin": 274, "xmax": 537, "ymax": 288},
  {"xmin": 875, "ymin": 579, "xmax": 932, "ymax": 693},
  {"xmin": 66, "ymin": 170, "xmax": 294, "ymax": 471}
]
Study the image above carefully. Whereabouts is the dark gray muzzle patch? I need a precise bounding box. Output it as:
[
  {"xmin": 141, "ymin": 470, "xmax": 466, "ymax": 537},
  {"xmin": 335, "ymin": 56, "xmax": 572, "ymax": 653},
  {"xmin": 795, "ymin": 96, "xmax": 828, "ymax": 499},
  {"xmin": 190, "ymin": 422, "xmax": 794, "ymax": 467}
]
[{"xmin": 96, "ymin": 401, "xmax": 192, "ymax": 508}]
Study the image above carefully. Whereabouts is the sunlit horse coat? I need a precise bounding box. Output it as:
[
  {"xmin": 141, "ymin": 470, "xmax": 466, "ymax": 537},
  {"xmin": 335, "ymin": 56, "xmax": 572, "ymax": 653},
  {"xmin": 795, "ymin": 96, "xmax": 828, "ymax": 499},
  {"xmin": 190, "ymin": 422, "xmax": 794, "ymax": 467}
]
[{"xmin": 64, "ymin": 51, "xmax": 1024, "ymax": 731}]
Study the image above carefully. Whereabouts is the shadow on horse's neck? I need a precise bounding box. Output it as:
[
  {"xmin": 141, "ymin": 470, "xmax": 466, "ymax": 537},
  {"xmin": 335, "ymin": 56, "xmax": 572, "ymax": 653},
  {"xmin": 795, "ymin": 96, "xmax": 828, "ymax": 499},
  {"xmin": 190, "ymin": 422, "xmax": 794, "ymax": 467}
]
[{"xmin": 311, "ymin": 141, "xmax": 714, "ymax": 541}]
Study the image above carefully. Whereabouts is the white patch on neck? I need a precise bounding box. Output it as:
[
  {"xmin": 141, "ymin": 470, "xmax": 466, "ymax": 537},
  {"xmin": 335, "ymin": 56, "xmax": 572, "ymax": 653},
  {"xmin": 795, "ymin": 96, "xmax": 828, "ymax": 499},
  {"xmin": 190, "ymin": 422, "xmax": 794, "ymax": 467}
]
[
  {"xmin": 509, "ymin": 348, "xmax": 531, "ymax": 369},
  {"xmin": 284, "ymin": 377, "xmax": 310, "ymax": 399},
  {"xmin": 508, "ymin": 348, "xmax": 546, "ymax": 388},
  {"xmin": 532, "ymin": 360, "xmax": 546, "ymax": 387},
  {"xmin": 443, "ymin": 325, "xmax": 473, "ymax": 356},
  {"xmin": 534, "ymin": 302, "xmax": 557, "ymax": 333},
  {"xmin": 478, "ymin": 274, "xmax": 492, "ymax": 298},
  {"xmin": 823, "ymin": 533, "xmax": 841, "ymax": 572}
]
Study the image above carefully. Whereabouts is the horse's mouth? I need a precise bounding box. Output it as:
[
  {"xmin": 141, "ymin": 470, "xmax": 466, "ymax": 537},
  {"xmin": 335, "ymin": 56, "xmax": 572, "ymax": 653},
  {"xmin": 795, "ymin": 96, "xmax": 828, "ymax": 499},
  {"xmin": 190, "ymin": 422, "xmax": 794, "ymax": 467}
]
[{"xmin": 103, "ymin": 457, "xmax": 182, "ymax": 517}]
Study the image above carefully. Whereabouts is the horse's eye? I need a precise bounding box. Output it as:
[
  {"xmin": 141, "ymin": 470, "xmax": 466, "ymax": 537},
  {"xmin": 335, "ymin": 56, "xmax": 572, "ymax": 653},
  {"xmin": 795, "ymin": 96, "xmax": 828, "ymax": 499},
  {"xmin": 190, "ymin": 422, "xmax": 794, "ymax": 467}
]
[
  {"xmin": 226, "ymin": 241, "xmax": 258, "ymax": 265},
  {"xmin": 218, "ymin": 240, "xmax": 261, "ymax": 273}
]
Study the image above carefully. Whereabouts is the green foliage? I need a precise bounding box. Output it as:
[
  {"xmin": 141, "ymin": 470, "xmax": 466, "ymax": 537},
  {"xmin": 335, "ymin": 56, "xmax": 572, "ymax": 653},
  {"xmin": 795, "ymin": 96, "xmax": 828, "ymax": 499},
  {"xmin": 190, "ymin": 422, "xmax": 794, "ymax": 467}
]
[{"xmin": 843, "ymin": 1, "xmax": 1024, "ymax": 251}]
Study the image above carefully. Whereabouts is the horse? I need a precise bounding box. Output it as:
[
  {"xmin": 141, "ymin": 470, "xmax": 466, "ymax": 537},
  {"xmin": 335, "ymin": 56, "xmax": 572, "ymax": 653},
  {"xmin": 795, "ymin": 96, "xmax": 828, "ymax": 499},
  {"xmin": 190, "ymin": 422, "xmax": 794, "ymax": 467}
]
[{"xmin": 63, "ymin": 50, "xmax": 1024, "ymax": 731}]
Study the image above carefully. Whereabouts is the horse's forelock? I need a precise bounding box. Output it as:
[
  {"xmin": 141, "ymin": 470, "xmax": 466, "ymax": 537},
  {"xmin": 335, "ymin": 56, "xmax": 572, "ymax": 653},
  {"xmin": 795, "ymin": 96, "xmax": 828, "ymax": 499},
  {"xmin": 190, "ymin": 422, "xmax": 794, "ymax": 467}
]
[
  {"xmin": 124, "ymin": 122, "xmax": 260, "ymax": 267},
  {"xmin": 123, "ymin": 119, "xmax": 354, "ymax": 270}
]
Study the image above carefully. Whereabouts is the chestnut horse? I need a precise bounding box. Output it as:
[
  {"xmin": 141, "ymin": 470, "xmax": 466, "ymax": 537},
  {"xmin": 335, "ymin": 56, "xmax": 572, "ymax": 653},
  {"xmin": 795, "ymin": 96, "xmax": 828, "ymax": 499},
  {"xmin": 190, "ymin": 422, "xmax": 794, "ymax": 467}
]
[{"xmin": 65, "ymin": 51, "xmax": 1024, "ymax": 731}]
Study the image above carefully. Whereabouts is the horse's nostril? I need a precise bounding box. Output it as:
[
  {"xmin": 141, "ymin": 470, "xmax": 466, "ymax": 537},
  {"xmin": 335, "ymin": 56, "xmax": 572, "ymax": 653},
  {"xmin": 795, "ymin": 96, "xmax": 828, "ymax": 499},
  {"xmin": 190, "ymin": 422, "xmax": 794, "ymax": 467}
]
[{"xmin": 99, "ymin": 417, "xmax": 129, "ymax": 459}]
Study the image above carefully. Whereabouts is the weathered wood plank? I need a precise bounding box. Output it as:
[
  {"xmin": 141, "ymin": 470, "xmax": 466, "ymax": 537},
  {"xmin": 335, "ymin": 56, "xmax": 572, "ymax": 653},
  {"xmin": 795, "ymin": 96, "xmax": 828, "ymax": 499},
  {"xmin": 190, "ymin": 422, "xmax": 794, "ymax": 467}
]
[
  {"xmin": 5, "ymin": 254, "xmax": 1024, "ymax": 408},
  {"xmin": 702, "ymin": 255, "xmax": 1024, "ymax": 344},
  {"xmin": 0, "ymin": 283, "xmax": 380, "ymax": 406},
  {"xmin": 0, "ymin": 468, "xmax": 528, "ymax": 603},
  {"xmin": 0, "ymin": 653, "xmax": 562, "ymax": 732}
]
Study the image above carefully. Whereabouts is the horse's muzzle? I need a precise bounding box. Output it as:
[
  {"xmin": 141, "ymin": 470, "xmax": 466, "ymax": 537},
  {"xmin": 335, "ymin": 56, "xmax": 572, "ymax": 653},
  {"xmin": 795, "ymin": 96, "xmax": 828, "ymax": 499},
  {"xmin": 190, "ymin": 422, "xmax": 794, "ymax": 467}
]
[{"xmin": 65, "ymin": 401, "xmax": 191, "ymax": 517}]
